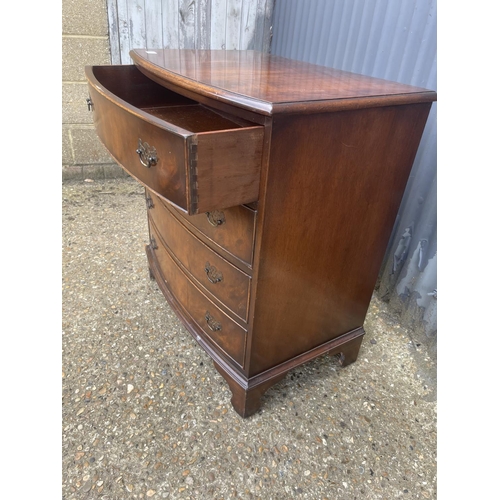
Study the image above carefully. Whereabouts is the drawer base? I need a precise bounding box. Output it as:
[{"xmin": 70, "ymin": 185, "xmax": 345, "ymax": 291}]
[{"xmin": 147, "ymin": 241, "xmax": 365, "ymax": 418}]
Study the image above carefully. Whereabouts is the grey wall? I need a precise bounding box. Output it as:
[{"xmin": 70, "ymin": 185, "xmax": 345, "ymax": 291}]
[{"xmin": 271, "ymin": 0, "xmax": 437, "ymax": 354}]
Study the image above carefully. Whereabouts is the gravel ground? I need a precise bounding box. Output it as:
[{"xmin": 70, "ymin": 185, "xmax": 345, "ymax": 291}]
[{"xmin": 62, "ymin": 178, "xmax": 437, "ymax": 500}]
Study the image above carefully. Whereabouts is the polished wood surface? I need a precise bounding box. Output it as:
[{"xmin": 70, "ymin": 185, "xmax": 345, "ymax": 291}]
[
  {"xmin": 88, "ymin": 50, "xmax": 436, "ymax": 417},
  {"xmin": 131, "ymin": 49, "xmax": 436, "ymax": 115},
  {"xmin": 147, "ymin": 190, "xmax": 251, "ymax": 321},
  {"xmin": 164, "ymin": 200, "xmax": 257, "ymax": 268},
  {"xmin": 247, "ymin": 102, "xmax": 432, "ymax": 375},
  {"xmin": 149, "ymin": 223, "xmax": 247, "ymax": 367},
  {"xmin": 86, "ymin": 65, "xmax": 264, "ymax": 214}
]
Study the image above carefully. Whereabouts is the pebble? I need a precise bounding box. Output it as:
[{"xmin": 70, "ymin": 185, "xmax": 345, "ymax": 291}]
[
  {"xmin": 62, "ymin": 179, "xmax": 436, "ymax": 500},
  {"xmin": 81, "ymin": 479, "xmax": 93, "ymax": 492}
]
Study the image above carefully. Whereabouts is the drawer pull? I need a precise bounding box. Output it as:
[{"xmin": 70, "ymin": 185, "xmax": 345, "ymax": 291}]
[
  {"xmin": 205, "ymin": 312, "xmax": 222, "ymax": 332},
  {"xmin": 136, "ymin": 139, "xmax": 158, "ymax": 168},
  {"xmin": 150, "ymin": 236, "xmax": 158, "ymax": 250},
  {"xmin": 86, "ymin": 97, "xmax": 93, "ymax": 111},
  {"xmin": 206, "ymin": 210, "xmax": 226, "ymax": 227},
  {"xmin": 146, "ymin": 194, "xmax": 154, "ymax": 209},
  {"xmin": 204, "ymin": 262, "xmax": 223, "ymax": 284}
]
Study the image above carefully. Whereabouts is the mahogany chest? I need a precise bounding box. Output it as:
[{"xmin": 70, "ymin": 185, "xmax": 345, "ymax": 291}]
[{"xmin": 86, "ymin": 50, "xmax": 436, "ymax": 417}]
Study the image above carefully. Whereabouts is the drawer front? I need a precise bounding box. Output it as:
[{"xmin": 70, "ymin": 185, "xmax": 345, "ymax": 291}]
[
  {"xmin": 149, "ymin": 190, "xmax": 256, "ymax": 267},
  {"xmin": 86, "ymin": 65, "xmax": 264, "ymax": 215},
  {"xmin": 148, "ymin": 196, "xmax": 251, "ymax": 321},
  {"xmin": 87, "ymin": 67, "xmax": 188, "ymax": 209},
  {"xmin": 149, "ymin": 224, "xmax": 246, "ymax": 366}
]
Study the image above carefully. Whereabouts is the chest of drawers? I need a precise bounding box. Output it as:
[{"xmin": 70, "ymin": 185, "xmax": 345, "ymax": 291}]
[{"xmin": 86, "ymin": 50, "xmax": 436, "ymax": 417}]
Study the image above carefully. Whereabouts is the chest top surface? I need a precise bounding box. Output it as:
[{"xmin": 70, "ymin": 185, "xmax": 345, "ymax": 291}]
[{"xmin": 131, "ymin": 49, "xmax": 436, "ymax": 115}]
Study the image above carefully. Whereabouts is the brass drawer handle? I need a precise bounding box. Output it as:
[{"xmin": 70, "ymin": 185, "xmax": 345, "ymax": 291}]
[
  {"xmin": 205, "ymin": 312, "xmax": 222, "ymax": 331},
  {"xmin": 136, "ymin": 139, "xmax": 158, "ymax": 168},
  {"xmin": 204, "ymin": 262, "xmax": 223, "ymax": 284},
  {"xmin": 206, "ymin": 210, "xmax": 226, "ymax": 227}
]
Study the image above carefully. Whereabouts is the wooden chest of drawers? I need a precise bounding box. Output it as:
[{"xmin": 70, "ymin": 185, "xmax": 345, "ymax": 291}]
[{"xmin": 86, "ymin": 50, "xmax": 436, "ymax": 417}]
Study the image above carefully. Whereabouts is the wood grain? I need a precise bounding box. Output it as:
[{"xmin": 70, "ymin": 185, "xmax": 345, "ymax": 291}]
[
  {"xmin": 149, "ymin": 222, "xmax": 247, "ymax": 366},
  {"xmin": 90, "ymin": 50, "xmax": 436, "ymax": 416},
  {"xmin": 163, "ymin": 0, "xmax": 180, "ymax": 51},
  {"xmin": 247, "ymin": 103, "xmax": 432, "ymax": 375},
  {"xmin": 86, "ymin": 64, "xmax": 264, "ymax": 214},
  {"xmin": 131, "ymin": 49, "xmax": 437, "ymax": 115},
  {"xmin": 107, "ymin": 0, "xmax": 273, "ymax": 64},
  {"xmin": 162, "ymin": 197, "xmax": 257, "ymax": 268},
  {"xmin": 210, "ymin": 0, "xmax": 228, "ymax": 49},
  {"xmin": 147, "ymin": 191, "xmax": 251, "ymax": 321}
]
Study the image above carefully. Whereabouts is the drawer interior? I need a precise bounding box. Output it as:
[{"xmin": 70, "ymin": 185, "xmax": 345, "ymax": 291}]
[
  {"xmin": 92, "ymin": 65, "xmax": 252, "ymax": 133},
  {"xmin": 141, "ymin": 105, "xmax": 248, "ymax": 133}
]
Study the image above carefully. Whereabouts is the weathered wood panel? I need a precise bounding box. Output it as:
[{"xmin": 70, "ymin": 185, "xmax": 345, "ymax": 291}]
[
  {"xmin": 106, "ymin": 0, "xmax": 121, "ymax": 63},
  {"xmin": 108, "ymin": 0, "xmax": 275, "ymax": 64},
  {"xmin": 225, "ymin": 0, "xmax": 242, "ymax": 49},
  {"xmin": 145, "ymin": 0, "xmax": 163, "ymax": 48},
  {"xmin": 210, "ymin": 0, "xmax": 227, "ymax": 49},
  {"xmin": 196, "ymin": 0, "xmax": 211, "ymax": 49},
  {"xmin": 163, "ymin": 0, "xmax": 179, "ymax": 50},
  {"xmin": 251, "ymin": 0, "xmax": 272, "ymax": 51},
  {"xmin": 178, "ymin": 0, "xmax": 195, "ymax": 49},
  {"xmin": 116, "ymin": 0, "xmax": 132, "ymax": 62}
]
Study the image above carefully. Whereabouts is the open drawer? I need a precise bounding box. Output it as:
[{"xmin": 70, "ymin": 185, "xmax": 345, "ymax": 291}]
[{"xmin": 85, "ymin": 65, "xmax": 264, "ymax": 214}]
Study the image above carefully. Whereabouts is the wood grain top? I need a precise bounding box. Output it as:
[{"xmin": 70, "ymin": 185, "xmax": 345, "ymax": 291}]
[{"xmin": 131, "ymin": 49, "xmax": 436, "ymax": 115}]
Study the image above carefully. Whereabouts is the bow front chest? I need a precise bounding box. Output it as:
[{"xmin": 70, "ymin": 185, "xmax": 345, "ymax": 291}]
[{"xmin": 86, "ymin": 50, "xmax": 436, "ymax": 417}]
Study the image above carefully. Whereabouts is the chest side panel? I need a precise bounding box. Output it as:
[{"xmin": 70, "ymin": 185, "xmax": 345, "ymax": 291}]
[{"xmin": 248, "ymin": 103, "xmax": 432, "ymax": 376}]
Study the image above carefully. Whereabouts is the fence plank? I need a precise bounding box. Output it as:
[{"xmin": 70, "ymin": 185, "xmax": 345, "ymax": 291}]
[
  {"xmin": 195, "ymin": 0, "xmax": 211, "ymax": 49},
  {"xmin": 210, "ymin": 0, "xmax": 227, "ymax": 49},
  {"xmin": 107, "ymin": 0, "xmax": 121, "ymax": 64},
  {"xmin": 179, "ymin": 0, "xmax": 196, "ymax": 49},
  {"xmin": 107, "ymin": 0, "xmax": 274, "ymax": 58},
  {"xmin": 145, "ymin": 0, "xmax": 163, "ymax": 50},
  {"xmin": 116, "ymin": 0, "xmax": 131, "ymax": 63},
  {"xmin": 163, "ymin": 0, "xmax": 180, "ymax": 49},
  {"xmin": 225, "ymin": 0, "xmax": 243, "ymax": 50},
  {"xmin": 128, "ymin": 0, "xmax": 147, "ymax": 59}
]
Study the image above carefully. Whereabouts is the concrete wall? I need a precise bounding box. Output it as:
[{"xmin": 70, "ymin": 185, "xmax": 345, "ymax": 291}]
[{"xmin": 62, "ymin": 0, "xmax": 125, "ymax": 180}]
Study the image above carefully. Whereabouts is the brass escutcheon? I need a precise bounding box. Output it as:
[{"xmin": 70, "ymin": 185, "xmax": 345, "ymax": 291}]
[
  {"xmin": 205, "ymin": 312, "xmax": 222, "ymax": 331},
  {"xmin": 206, "ymin": 210, "xmax": 226, "ymax": 227},
  {"xmin": 136, "ymin": 139, "xmax": 158, "ymax": 168},
  {"xmin": 204, "ymin": 262, "xmax": 223, "ymax": 284}
]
